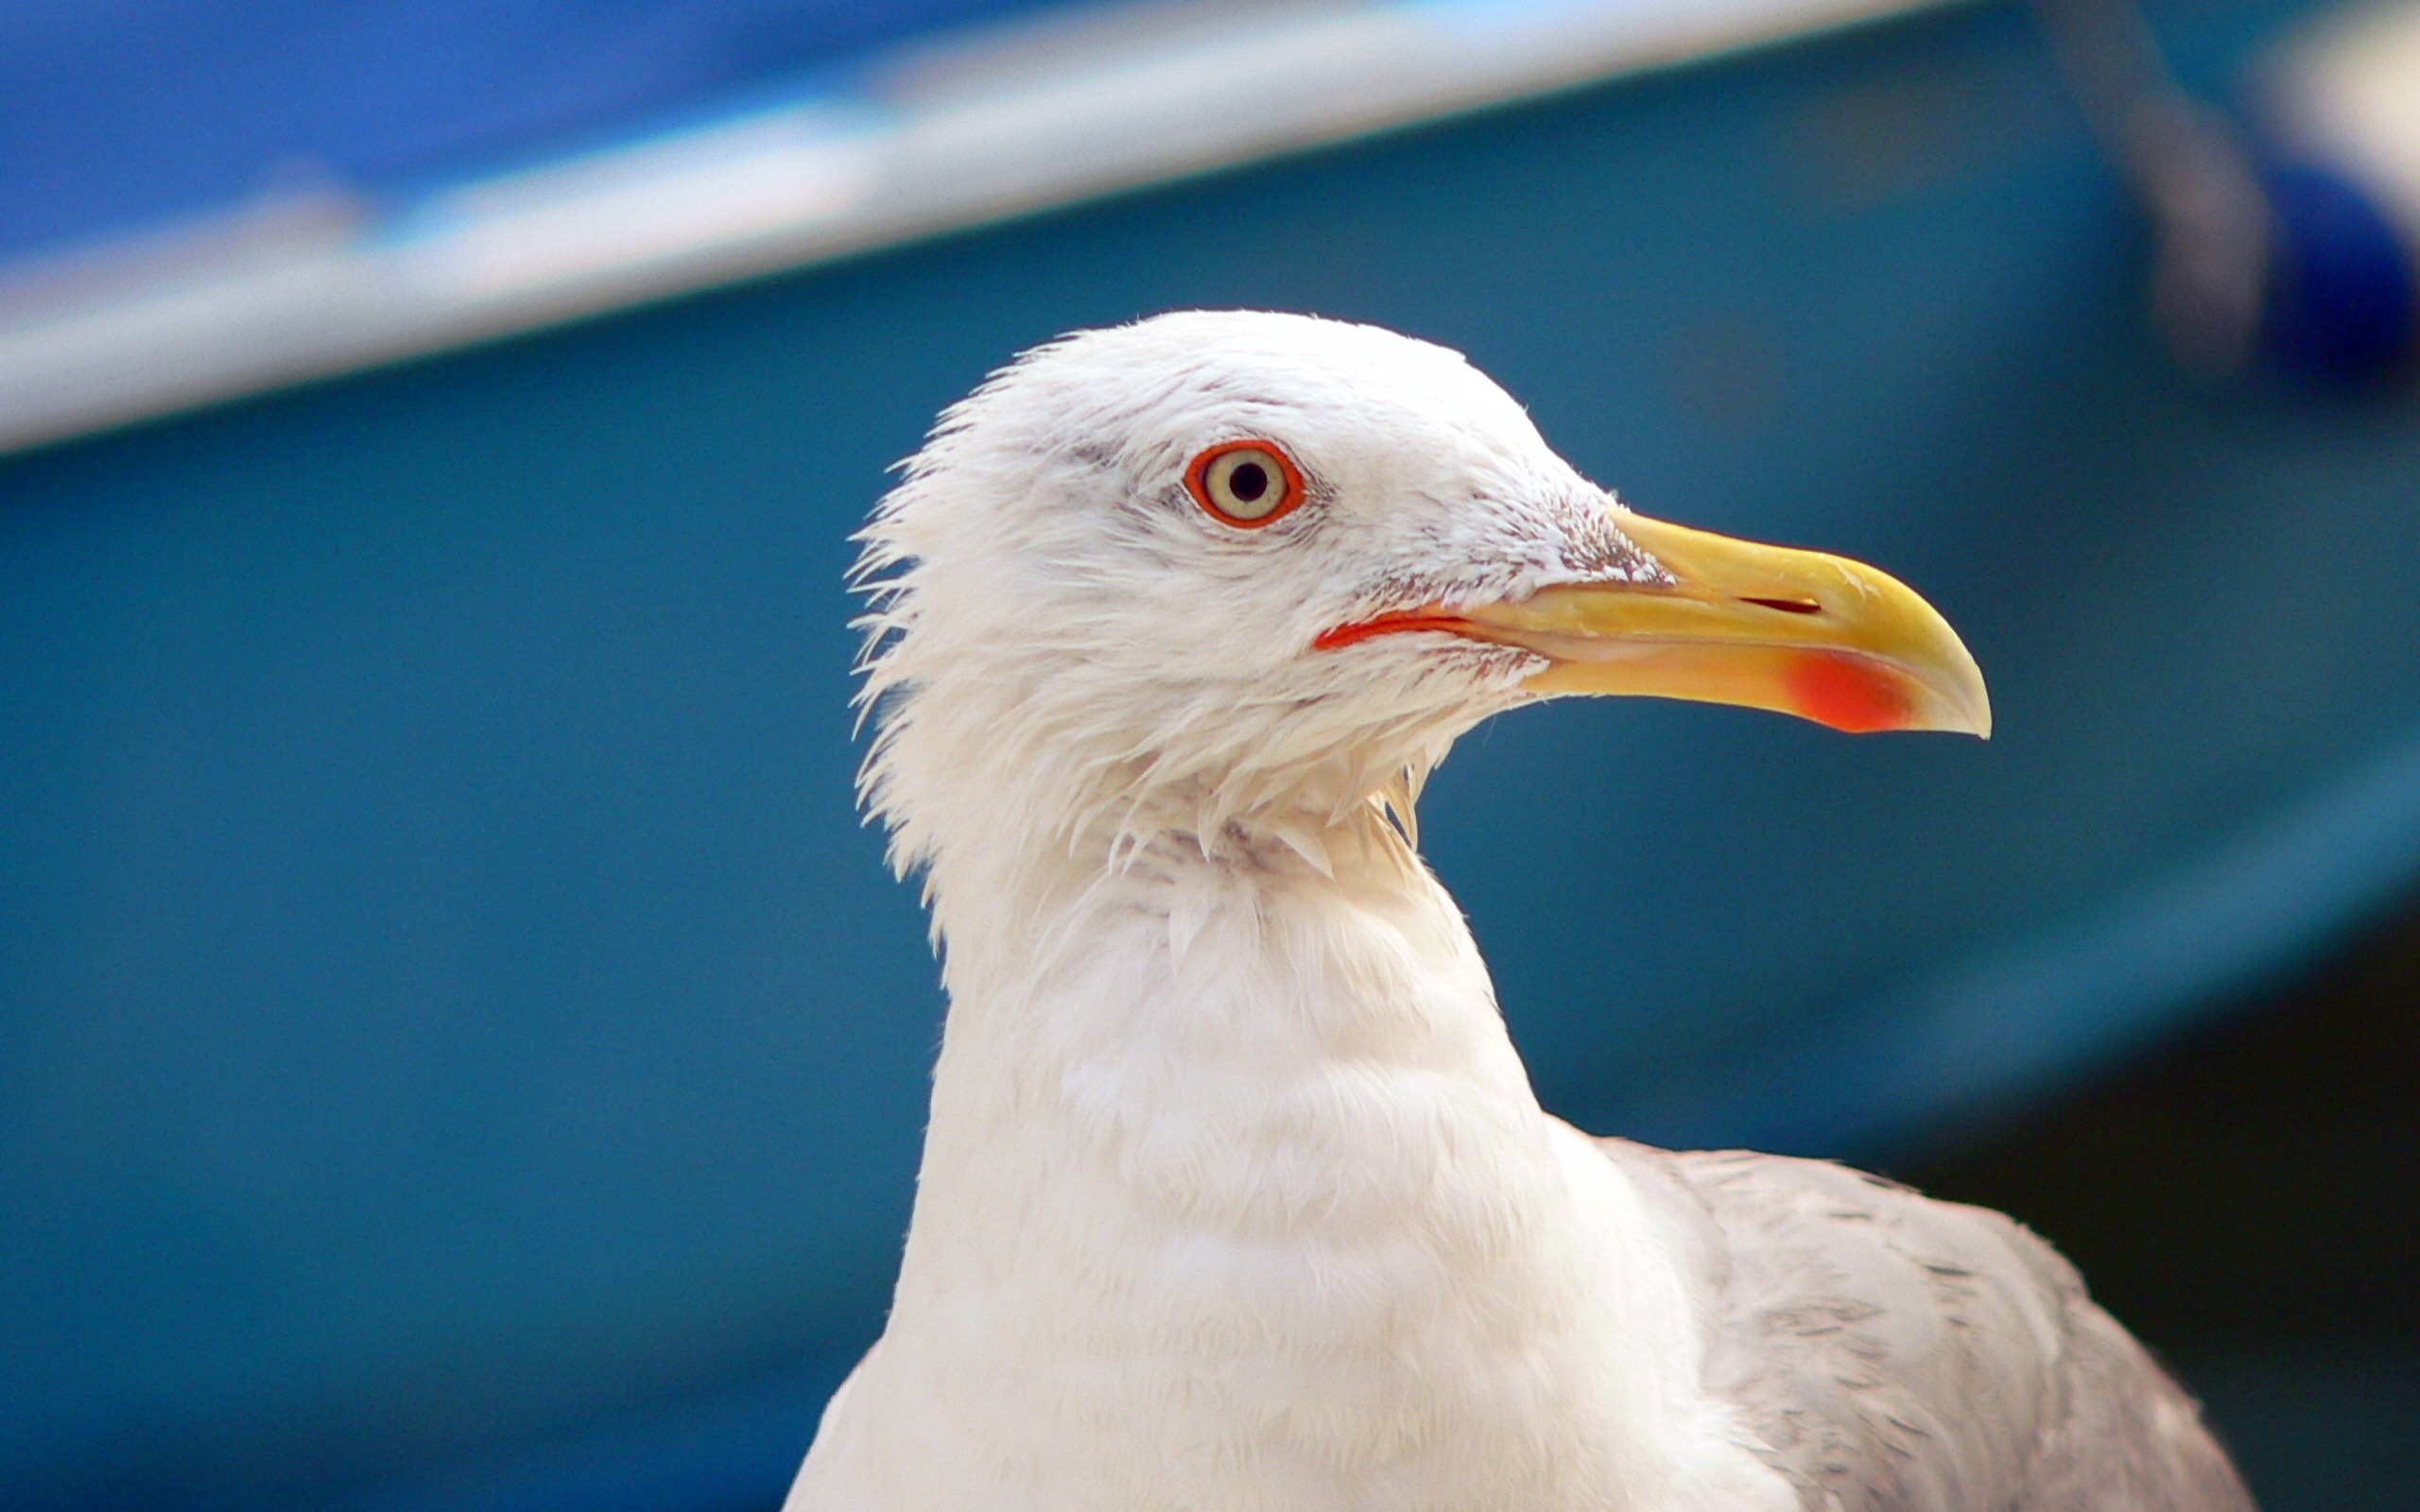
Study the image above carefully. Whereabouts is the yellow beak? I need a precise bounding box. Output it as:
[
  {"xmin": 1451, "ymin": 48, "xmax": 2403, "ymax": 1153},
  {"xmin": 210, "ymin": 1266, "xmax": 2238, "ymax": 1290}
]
[{"xmin": 1456, "ymin": 510, "xmax": 1990, "ymax": 736}]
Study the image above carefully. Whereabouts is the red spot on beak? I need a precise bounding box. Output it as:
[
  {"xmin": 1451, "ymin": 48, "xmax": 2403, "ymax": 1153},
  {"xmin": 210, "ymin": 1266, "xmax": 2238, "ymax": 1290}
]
[{"xmin": 1784, "ymin": 650, "xmax": 1912, "ymax": 733}]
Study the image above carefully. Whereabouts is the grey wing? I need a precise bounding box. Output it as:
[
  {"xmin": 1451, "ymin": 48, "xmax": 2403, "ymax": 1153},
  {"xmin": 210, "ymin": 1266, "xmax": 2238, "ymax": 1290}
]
[{"xmin": 1597, "ymin": 1139, "xmax": 2255, "ymax": 1512}]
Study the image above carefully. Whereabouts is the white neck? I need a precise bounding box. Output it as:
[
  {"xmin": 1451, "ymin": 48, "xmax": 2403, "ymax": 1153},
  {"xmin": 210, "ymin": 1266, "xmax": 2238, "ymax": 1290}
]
[{"xmin": 798, "ymin": 804, "xmax": 1743, "ymax": 1511}]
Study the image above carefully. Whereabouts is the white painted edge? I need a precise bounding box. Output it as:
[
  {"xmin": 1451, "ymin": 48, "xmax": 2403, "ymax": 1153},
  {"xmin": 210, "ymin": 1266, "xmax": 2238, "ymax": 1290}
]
[{"xmin": 0, "ymin": 0, "xmax": 1941, "ymax": 455}]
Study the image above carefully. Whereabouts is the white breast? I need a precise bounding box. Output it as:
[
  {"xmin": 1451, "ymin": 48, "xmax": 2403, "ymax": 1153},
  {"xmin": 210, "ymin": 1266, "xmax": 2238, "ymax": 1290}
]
[{"xmin": 788, "ymin": 820, "xmax": 1789, "ymax": 1512}]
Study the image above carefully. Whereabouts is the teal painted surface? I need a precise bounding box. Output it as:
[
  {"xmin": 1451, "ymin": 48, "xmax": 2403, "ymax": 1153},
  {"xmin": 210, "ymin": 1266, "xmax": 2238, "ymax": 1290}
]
[{"xmin": 4, "ymin": 1, "xmax": 2416, "ymax": 1507}]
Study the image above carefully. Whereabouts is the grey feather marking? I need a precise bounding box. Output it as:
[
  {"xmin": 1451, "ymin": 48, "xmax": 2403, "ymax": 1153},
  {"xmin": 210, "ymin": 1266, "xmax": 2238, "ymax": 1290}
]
[{"xmin": 1596, "ymin": 1139, "xmax": 2256, "ymax": 1511}]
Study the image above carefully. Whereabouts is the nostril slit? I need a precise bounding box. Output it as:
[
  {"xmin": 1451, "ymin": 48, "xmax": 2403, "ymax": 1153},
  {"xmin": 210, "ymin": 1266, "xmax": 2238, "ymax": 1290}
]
[{"xmin": 1740, "ymin": 595, "xmax": 1823, "ymax": 614}]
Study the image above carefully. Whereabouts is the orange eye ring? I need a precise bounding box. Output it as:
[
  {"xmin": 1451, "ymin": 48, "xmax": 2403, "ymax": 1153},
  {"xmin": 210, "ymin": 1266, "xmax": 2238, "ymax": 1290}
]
[{"xmin": 1185, "ymin": 439, "xmax": 1307, "ymax": 528}]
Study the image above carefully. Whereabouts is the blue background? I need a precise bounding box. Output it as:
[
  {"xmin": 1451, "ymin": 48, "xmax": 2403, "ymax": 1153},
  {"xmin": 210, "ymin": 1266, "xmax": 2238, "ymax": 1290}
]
[
  {"xmin": 0, "ymin": 0, "xmax": 1071, "ymax": 261},
  {"xmin": 4, "ymin": 0, "xmax": 2417, "ymax": 1508}
]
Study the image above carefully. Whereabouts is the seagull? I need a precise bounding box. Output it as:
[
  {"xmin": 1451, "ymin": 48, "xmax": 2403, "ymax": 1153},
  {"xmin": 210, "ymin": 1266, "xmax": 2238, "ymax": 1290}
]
[{"xmin": 787, "ymin": 311, "xmax": 2254, "ymax": 1511}]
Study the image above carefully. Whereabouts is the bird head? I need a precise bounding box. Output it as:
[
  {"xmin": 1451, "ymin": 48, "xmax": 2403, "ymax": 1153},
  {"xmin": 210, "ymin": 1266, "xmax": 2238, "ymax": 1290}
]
[{"xmin": 856, "ymin": 311, "xmax": 1986, "ymax": 880}]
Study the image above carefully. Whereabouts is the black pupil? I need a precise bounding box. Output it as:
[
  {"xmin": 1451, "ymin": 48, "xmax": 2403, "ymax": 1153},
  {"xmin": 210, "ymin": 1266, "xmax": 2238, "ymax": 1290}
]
[{"xmin": 1227, "ymin": 461, "xmax": 1270, "ymax": 503}]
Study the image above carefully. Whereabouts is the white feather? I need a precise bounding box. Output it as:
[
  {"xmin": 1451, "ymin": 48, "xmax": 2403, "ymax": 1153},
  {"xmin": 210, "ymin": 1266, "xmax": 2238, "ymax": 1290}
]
[
  {"xmin": 787, "ymin": 313, "xmax": 2246, "ymax": 1512},
  {"xmin": 793, "ymin": 312, "xmax": 1779, "ymax": 1511}
]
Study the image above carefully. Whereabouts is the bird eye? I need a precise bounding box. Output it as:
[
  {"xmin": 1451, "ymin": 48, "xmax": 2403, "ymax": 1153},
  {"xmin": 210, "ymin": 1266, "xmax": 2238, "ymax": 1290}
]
[{"xmin": 1186, "ymin": 440, "xmax": 1305, "ymax": 528}]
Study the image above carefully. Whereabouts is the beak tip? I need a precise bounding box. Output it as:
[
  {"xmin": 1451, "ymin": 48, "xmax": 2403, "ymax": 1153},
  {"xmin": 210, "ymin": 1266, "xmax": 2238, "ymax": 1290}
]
[
  {"xmin": 1925, "ymin": 665, "xmax": 1991, "ymax": 740},
  {"xmin": 1950, "ymin": 660, "xmax": 1992, "ymax": 741}
]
